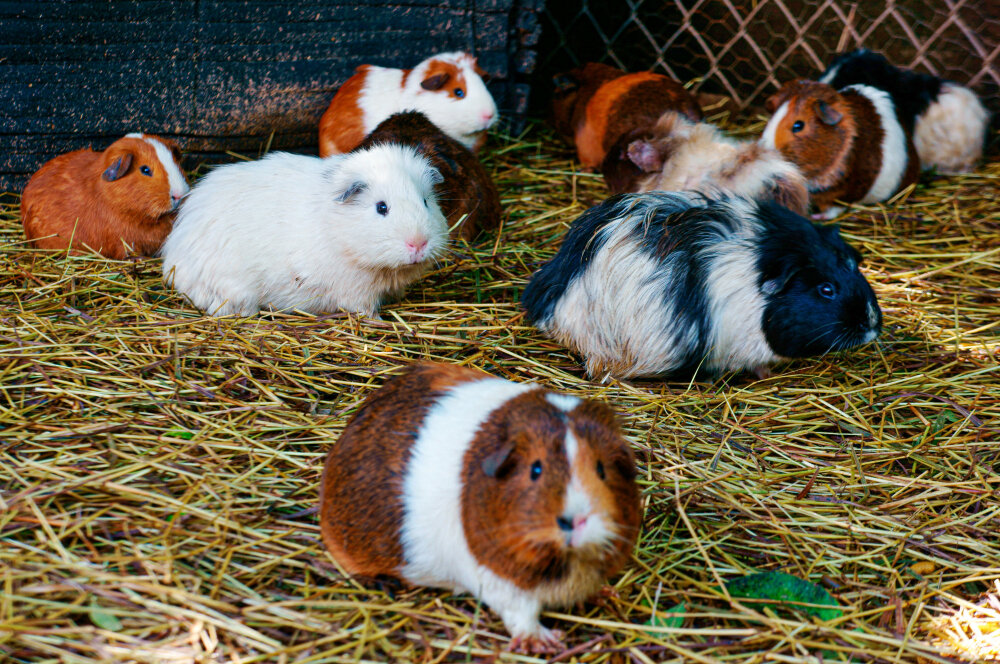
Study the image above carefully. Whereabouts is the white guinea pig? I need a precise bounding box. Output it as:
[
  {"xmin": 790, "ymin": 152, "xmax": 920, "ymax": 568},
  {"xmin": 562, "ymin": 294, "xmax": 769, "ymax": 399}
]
[
  {"xmin": 161, "ymin": 144, "xmax": 448, "ymax": 316},
  {"xmin": 319, "ymin": 51, "xmax": 498, "ymax": 156}
]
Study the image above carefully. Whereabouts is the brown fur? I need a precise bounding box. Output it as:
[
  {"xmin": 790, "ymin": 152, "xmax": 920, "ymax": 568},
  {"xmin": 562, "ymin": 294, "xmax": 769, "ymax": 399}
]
[
  {"xmin": 766, "ymin": 80, "xmax": 919, "ymax": 210},
  {"xmin": 356, "ymin": 112, "xmax": 500, "ymax": 242},
  {"xmin": 550, "ymin": 63, "xmax": 701, "ymax": 169},
  {"xmin": 21, "ymin": 135, "xmax": 184, "ymax": 259},
  {"xmin": 460, "ymin": 392, "xmax": 640, "ymax": 591},
  {"xmin": 318, "ymin": 65, "xmax": 373, "ymax": 158},
  {"xmin": 319, "ymin": 363, "xmax": 479, "ymax": 576},
  {"xmin": 419, "ymin": 60, "xmax": 467, "ymax": 99}
]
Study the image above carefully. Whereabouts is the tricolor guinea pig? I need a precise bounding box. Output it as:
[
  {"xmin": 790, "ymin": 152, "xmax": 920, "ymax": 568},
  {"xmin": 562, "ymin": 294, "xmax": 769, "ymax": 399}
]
[
  {"xmin": 820, "ymin": 49, "xmax": 989, "ymax": 174},
  {"xmin": 601, "ymin": 111, "xmax": 809, "ymax": 214},
  {"xmin": 20, "ymin": 133, "xmax": 189, "ymax": 259},
  {"xmin": 522, "ymin": 193, "xmax": 882, "ymax": 380},
  {"xmin": 161, "ymin": 144, "xmax": 448, "ymax": 316},
  {"xmin": 319, "ymin": 362, "xmax": 641, "ymax": 653},
  {"xmin": 355, "ymin": 111, "xmax": 500, "ymax": 243},
  {"xmin": 760, "ymin": 80, "xmax": 920, "ymax": 219},
  {"xmin": 550, "ymin": 62, "xmax": 702, "ymax": 169},
  {"xmin": 319, "ymin": 52, "xmax": 498, "ymax": 157}
]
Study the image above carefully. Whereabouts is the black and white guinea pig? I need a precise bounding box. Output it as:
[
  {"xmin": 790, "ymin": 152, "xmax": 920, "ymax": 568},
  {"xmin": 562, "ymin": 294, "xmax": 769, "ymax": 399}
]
[
  {"xmin": 320, "ymin": 362, "xmax": 641, "ymax": 654},
  {"xmin": 819, "ymin": 49, "xmax": 989, "ymax": 174},
  {"xmin": 522, "ymin": 193, "xmax": 882, "ymax": 380}
]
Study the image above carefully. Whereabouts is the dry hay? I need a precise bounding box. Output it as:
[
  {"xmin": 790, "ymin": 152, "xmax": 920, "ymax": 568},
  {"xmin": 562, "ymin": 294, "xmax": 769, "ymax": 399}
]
[{"xmin": 1, "ymin": 119, "xmax": 998, "ymax": 664}]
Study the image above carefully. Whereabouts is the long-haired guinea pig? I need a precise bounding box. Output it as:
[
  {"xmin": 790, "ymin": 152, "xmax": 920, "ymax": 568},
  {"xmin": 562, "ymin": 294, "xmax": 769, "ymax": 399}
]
[
  {"xmin": 760, "ymin": 79, "xmax": 920, "ymax": 219},
  {"xmin": 819, "ymin": 49, "xmax": 989, "ymax": 174},
  {"xmin": 550, "ymin": 62, "xmax": 702, "ymax": 169},
  {"xmin": 161, "ymin": 144, "xmax": 448, "ymax": 316},
  {"xmin": 319, "ymin": 51, "xmax": 497, "ymax": 157},
  {"xmin": 20, "ymin": 133, "xmax": 189, "ymax": 259},
  {"xmin": 522, "ymin": 193, "xmax": 882, "ymax": 380},
  {"xmin": 601, "ymin": 111, "xmax": 809, "ymax": 214},
  {"xmin": 355, "ymin": 111, "xmax": 500, "ymax": 243},
  {"xmin": 320, "ymin": 362, "xmax": 641, "ymax": 653}
]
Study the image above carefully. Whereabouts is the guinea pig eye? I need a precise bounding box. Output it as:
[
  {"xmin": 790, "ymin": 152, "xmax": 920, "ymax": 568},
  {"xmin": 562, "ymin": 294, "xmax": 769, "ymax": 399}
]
[
  {"xmin": 454, "ymin": 88, "xmax": 465, "ymax": 98},
  {"xmin": 140, "ymin": 165, "xmax": 153, "ymax": 176},
  {"xmin": 375, "ymin": 201, "xmax": 388, "ymax": 216},
  {"xmin": 596, "ymin": 460, "xmax": 605, "ymax": 480},
  {"xmin": 817, "ymin": 282, "xmax": 836, "ymax": 299},
  {"xmin": 791, "ymin": 120, "xmax": 805, "ymax": 133},
  {"xmin": 530, "ymin": 460, "xmax": 542, "ymax": 481}
]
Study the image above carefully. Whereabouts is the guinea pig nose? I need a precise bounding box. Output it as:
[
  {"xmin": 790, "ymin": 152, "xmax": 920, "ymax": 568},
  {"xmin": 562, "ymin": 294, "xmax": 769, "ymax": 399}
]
[
  {"xmin": 406, "ymin": 237, "xmax": 428, "ymax": 253},
  {"xmin": 556, "ymin": 516, "xmax": 573, "ymax": 532}
]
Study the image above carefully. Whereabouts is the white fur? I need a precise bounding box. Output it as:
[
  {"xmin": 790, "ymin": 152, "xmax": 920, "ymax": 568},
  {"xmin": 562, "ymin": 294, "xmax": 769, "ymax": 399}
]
[
  {"xmin": 399, "ymin": 378, "xmax": 556, "ymax": 640},
  {"xmin": 541, "ymin": 195, "xmax": 782, "ymax": 378},
  {"xmin": 545, "ymin": 393, "xmax": 580, "ymax": 412},
  {"xmin": 817, "ymin": 65, "xmax": 839, "ymax": 85},
  {"xmin": 914, "ymin": 82, "xmax": 988, "ymax": 173},
  {"xmin": 759, "ymin": 101, "xmax": 789, "ymax": 150},
  {"xmin": 354, "ymin": 51, "xmax": 498, "ymax": 152},
  {"xmin": 161, "ymin": 144, "xmax": 448, "ymax": 316},
  {"xmin": 845, "ymin": 85, "xmax": 910, "ymax": 205},
  {"xmin": 125, "ymin": 132, "xmax": 189, "ymax": 200},
  {"xmin": 639, "ymin": 114, "xmax": 807, "ymax": 212}
]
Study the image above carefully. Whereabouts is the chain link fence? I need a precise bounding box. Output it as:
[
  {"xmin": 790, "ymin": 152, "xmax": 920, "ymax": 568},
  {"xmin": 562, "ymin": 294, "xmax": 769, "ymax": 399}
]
[{"xmin": 538, "ymin": 0, "xmax": 999, "ymax": 118}]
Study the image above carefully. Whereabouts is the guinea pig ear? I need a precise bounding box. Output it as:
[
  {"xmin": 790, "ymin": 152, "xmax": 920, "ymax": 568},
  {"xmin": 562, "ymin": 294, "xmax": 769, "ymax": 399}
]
[
  {"xmin": 626, "ymin": 139, "xmax": 664, "ymax": 173},
  {"xmin": 762, "ymin": 262, "xmax": 800, "ymax": 296},
  {"xmin": 764, "ymin": 92, "xmax": 783, "ymax": 113},
  {"xmin": 473, "ymin": 59, "xmax": 488, "ymax": 80},
  {"xmin": 817, "ymin": 101, "xmax": 843, "ymax": 125},
  {"xmin": 426, "ymin": 166, "xmax": 444, "ymax": 185},
  {"xmin": 421, "ymin": 72, "xmax": 450, "ymax": 91},
  {"xmin": 334, "ymin": 180, "xmax": 368, "ymax": 203},
  {"xmin": 102, "ymin": 151, "xmax": 134, "ymax": 182},
  {"xmin": 481, "ymin": 442, "xmax": 516, "ymax": 479}
]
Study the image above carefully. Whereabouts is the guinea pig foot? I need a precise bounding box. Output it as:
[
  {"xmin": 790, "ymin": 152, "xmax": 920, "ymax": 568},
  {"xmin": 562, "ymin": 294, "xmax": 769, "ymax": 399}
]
[
  {"xmin": 509, "ymin": 627, "xmax": 566, "ymax": 654},
  {"xmin": 811, "ymin": 206, "xmax": 844, "ymax": 221},
  {"xmin": 752, "ymin": 365, "xmax": 773, "ymax": 380}
]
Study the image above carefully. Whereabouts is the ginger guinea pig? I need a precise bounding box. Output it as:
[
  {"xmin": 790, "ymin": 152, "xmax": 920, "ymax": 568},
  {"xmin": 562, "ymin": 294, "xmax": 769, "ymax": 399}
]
[
  {"xmin": 522, "ymin": 193, "xmax": 882, "ymax": 380},
  {"xmin": 161, "ymin": 144, "xmax": 448, "ymax": 317},
  {"xmin": 319, "ymin": 51, "xmax": 498, "ymax": 157},
  {"xmin": 550, "ymin": 62, "xmax": 702, "ymax": 169},
  {"xmin": 355, "ymin": 111, "xmax": 500, "ymax": 243},
  {"xmin": 601, "ymin": 111, "xmax": 809, "ymax": 215},
  {"xmin": 760, "ymin": 79, "xmax": 920, "ymax": 219},
  {"xmin": 319, "ymin": 362, "xmax": 641, "ymax": 654},
  {"xmin": 21, "ymin": 133, "xmax": 189, "ymax": 259},
  {"xmin": 819, "ymin": 49, "xmax": 989, "ymax": 174}
]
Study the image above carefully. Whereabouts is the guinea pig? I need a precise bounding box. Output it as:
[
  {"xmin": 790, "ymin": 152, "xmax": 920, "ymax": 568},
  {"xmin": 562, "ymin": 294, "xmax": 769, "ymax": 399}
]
[
  {"xmin": 161, "ymin": 144, "xmax": 448, "ymax": 316},
  {"xmin": 522, "ymin": 193, "xmax": 882, "ymax": 380},
  {"xmin": 319, "ymin": 51, "xmax": 498, "ymax": 157},
  {"xmin": 601, "ymin": 111, "xmax": 809, "ymax": 215},
  {"xmin": 20, "ymin": 133, "xmax": 189, "ymax": 259},
  {"xmin": 819, "ymin": 49, "xmax": 989, "ymax": 174},
  {"xmin": 760, "ymin": 80, "xmax": 920, "ymax": 219},
  {"xmin": 549, "ymin": 62, "xmax": 702, "ymax": 169},
  {"xmin": 319, "ymin": 362, "xmax": 641, "ymax": 653},
  {"xmin": 355, "ymin": 111, "xmax": 500, "ymax": 243}
]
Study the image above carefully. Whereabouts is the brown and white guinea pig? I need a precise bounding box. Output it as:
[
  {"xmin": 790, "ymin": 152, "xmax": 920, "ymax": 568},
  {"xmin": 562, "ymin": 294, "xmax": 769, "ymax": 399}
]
[
  {"xmin": 601, "ymin": 111, "xmax": 809, "ymax": 214},
  {"xmin": 819, "ymin": 49, "xmax": 989, "ymax": 174},
  {"xmin": 319, "ymin": 362, "xmax": 641, "ymax": 654},
  {"xmin": 355, "ymin": 111, "xmax": 500, "ymax": 243},
  {"xmin": 550, "ymin": 62, "xmax": 702, "ymax": 170},
  {"xmin": 522, "ymin": 193, "xmax": 882, "ymax": 380},
  {"xmin": 760, "ymin": 79, "xmax": 920, "ymax": 219},
  {"xmin": 318, "ymin": 52, "xmax": 498, "ymax": 157},
  {"xmin": 21, "ymin": 133, "xmax": 189, "ymax": 259}
]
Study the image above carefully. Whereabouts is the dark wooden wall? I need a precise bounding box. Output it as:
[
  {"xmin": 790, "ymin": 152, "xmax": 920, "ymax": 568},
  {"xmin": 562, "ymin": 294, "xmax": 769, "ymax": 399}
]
[{"xmin": 1, "ymin": 0, "xmax": 542, "ymax": 191}]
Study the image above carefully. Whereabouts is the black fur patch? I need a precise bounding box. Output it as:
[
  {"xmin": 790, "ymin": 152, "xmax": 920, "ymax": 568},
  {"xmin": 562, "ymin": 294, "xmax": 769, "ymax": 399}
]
[
  {"xmin": 755, "ymin": 201, "xmax": 881, "ymax": 358},
  {"xmin": 821, "ymin": 49, "xmax": 943, "ymax": 134}
]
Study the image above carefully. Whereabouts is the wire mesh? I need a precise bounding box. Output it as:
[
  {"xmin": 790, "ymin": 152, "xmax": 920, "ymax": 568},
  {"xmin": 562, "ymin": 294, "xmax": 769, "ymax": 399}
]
[{"xmin": 538, "ymin": 0, "xmax": 1000, "ymax": 114}]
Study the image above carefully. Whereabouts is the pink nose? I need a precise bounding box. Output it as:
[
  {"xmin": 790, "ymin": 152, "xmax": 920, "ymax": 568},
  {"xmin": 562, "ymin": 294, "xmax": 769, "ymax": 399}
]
[
  {"xmin": 406, "ymin": 238, "xmax": 428, "ymax": 254},
  {"xmin": 481, "ymin": 111, "xmax": 494, "ymax": 123},
  {"xmin": 573, "ymin": 514, "xmax": 588, "ymax": 530}
]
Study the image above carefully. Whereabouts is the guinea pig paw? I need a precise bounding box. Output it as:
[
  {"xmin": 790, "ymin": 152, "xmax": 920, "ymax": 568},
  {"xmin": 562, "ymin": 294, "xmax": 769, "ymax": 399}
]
[
  {"xmin": 509, "ymin": 628, "xmax": 566, "ymax": 654},
  {"xmin": 752, "ymin": 365, "xmax": 773, "ymax": 380},
  {"xmin": 811, "ymin": 206, "xmax": 844, "ymax": 221}
]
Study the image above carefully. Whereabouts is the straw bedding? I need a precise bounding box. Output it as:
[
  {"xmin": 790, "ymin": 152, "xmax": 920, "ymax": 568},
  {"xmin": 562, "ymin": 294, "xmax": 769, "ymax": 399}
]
[{"xmin": 1, "ymin": 121, "xmax": 998, "ymax": 663}]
